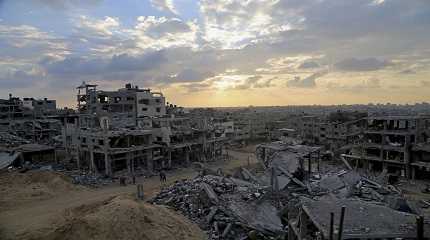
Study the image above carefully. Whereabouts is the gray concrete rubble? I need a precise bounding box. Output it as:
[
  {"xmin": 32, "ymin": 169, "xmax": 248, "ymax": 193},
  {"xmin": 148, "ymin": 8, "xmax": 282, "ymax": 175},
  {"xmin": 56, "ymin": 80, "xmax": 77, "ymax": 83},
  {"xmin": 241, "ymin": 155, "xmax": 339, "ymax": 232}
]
[
  {"xmin": 152, "ymin": 140, "xmax": 429, "ymax": 239},
  {"xmin": 290, "ymin": 197, "xmax": 419, "ymax": 239},
  {"xmin": 150, "ymin": 174, "xmax": 285, "ymax": 240}
]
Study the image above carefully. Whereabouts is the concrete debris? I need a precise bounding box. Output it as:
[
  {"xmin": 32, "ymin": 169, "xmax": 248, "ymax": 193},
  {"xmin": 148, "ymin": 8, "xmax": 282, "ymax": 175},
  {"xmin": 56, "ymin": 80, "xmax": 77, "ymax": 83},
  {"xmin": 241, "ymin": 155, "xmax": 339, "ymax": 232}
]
[
  {"xmin": 151, "ymin": 139, "xmax": 430, "ymax": 239},
  {"xmin": 151, "ymin": 166, "xmax": 427, "ymax": 239},
  {"xmin": 202, "ymin": 182, "xmax": 220, "ymax": 204},
  {"xmin": 291, "ymin": 197, "xmax": 420, "ymax": 239},
  {"xmin": 234, "ymin": 167, "xmax": 260, "ymax": 185},
  {"xmin": 69, "ymin": 172, "xmax": 114, "ymax": 187},
  {"xmin": 318, "ymin": 174, "xmax": 345, "ymax": 192},
  {"xmin": 308, "ymin": 169, "xmax": 412, "ymax": 205},
  {"xmin": 227, "ymin": 200, "xmax": 283, "ymax": 235},
  {"xmin": 150, "ymin": 175, "xmax": 283, "ymax": 240}
]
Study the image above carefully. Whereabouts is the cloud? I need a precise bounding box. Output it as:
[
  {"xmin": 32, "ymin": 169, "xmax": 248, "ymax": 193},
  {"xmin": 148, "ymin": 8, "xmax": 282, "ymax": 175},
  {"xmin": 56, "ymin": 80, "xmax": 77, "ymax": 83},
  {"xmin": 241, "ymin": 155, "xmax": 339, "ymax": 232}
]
[
  {"xmin": 2, "ymin": 0, "xmax": 430, "ymax": 106},
  {"xmin": 0, "ymin": 69, "xmax": 43, "ymax": 88},
  {"xmin": 421, "ymin": 81, "xmax": 430, "ymax": 87},
  {"xmin": 32, "ymin": 0, "xmax": 102, "ymax": 9},
  {"xmin": 167, "ymin": 69, "xmax": 214, "ymax": 83},
  {"xmin": 364, "ymin": 77, "xmax": 381, "ymax": 88},
  {"xmin": 254, "ymin": 77, "xmax": 277, "ymax": 88},
  {"xmin": 234, "ymin": 75, "xmax": 263, "ymax": 90},
  {"xmin": 181, "ymin": 81, "xmax": 214, "ymax": 92},
  {"xmin": 335, "ymin": 58, "xmax": 391, "ymax": 71},
  {"xmin": 0, "ymin": 24, "xmax": 68, "ymax": 56},
  {"xmin": 150, "ymin": 0, "xmax": 178, "ymax": 15},
  {"xmin": 76, "ymin": 16, "xmax": 120, "ymax": 38},
  {"xmin": 135, "ymin": 16, "xmax": 190, "ymax": 38},
  {"xmin": 199, "ymin": 0, "xmax": 299, "ymax": 49},
  {"xmin": 131, "ymin": 16, "xmax": 199, "ymax": 50},
  {"xmin": 299, "ymin": 61, "xmax": 320, "ymax": 69},
  {"xmin": 327, "ymin": 77, "xmax": 382, "ymax": 91},
  {"xmin": 287, "ymin": 70, "xmax": 328, "ymax": 88},
  {"xmin": 43, "ymin": 51, "xmax": 166, "ymax": 76},
  {"xmin": 399, "ymin": 69, "xmax": 416, "ymax": 74},
  {"xmin": 109, "ymin": 52, "xmax": 166, "ymax": 72}
]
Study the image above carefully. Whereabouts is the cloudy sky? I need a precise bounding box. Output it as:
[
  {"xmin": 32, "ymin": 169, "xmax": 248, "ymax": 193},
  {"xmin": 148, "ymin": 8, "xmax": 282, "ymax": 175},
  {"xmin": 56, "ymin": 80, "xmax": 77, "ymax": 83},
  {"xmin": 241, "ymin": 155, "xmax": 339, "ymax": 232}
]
[{"xmin": 0, "ymin": 0, "xmax": 429, "ymax": 107}]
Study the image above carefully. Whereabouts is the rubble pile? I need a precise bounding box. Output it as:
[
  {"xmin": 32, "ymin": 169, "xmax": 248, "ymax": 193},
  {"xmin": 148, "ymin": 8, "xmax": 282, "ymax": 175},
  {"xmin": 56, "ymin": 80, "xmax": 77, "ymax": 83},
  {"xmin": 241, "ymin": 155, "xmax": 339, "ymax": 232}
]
[
  {"xmin": 308, "ymin": 169, "xmax": 423, "ymax": 215},
  {"xmin": 151, "ymin": 175, "xmax": 285, "ymax": 240},
  {"xmin": 151, "ymin": 141, "xmax": 429, "ymax": 239},
  {"xmin": 69, "ymin": 172, "xmax": 114, "ymax": 187}
]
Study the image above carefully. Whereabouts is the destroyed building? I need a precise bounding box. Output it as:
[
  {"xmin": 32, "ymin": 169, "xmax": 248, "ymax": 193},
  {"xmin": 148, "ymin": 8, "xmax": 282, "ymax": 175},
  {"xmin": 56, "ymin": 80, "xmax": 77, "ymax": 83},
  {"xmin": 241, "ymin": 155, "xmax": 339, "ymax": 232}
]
[
  {"xmin": 0, "ymin": 93, "xmax": 62, "ymax": 151},
  {"xmin": 0, "ymin": 94, "xmax": 57, "ymax": 125},
  {"xmin": 299, "ymin": 112, "xmax": 367, "ymax": 148},
  {"xmin": 64, "ymin": 82, "xmax": 227, "ymax": 177},
  {"xmin": 76, "ymin": 82, "xmax": 166, "ymax": 128},
  {"xmin": 22, "ymin": 97, "xmax": 57, "ymax": 116},
  {"xmin": 0, "ymin": 94, "xmax": 31, "ymax": 127},
  {"xmin": 266, "ymin": 111, "xmax": 430, "ymax": 180},
  {"xmin": 343, "ymin": 115, "xmax": 430, "ymax": 179}
]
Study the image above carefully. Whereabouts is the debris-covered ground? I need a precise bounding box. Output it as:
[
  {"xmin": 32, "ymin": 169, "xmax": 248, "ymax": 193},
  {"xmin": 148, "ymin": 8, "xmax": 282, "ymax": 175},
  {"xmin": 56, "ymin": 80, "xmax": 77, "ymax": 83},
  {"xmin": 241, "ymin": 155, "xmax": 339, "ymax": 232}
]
[
  {"xmin": 1, "ymin": 142, "xmax": 429, "ymax": 239},
  {"xmin": 150, "ymin": 141, "xmax": 430, "ymax": 239},
  {"xmin": 151, "ymin": 174, "xmax": 284, "ymax": 240},
  {"xmin": 0, "ymin": 146, "xmax": 260, "ymax": 240}
]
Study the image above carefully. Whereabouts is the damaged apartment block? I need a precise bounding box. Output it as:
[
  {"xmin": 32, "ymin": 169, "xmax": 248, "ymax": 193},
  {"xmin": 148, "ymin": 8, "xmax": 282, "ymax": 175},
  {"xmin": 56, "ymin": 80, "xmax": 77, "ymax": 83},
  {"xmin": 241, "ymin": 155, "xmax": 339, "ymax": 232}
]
[
  {"xmin": 64, "ymin": 82, "xmax": 226, "ymax": 177},
  {"xmin": 342, "ymin": 116, "xmax": 430, "ymax": 179}
]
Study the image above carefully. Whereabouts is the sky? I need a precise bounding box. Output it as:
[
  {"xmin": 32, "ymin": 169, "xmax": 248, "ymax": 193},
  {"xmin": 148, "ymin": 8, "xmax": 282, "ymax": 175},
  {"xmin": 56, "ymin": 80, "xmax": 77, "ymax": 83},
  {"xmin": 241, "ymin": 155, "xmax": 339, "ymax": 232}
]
[{"xmin": 0, "ymin": 0, "xmax": 429, "ymax": 108}]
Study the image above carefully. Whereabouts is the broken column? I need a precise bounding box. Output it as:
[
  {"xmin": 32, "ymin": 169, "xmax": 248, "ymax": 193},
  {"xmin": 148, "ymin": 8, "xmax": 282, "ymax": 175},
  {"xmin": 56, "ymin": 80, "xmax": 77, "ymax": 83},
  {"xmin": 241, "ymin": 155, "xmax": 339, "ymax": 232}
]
[
  {"xmin": 104, "ymin": 152, "xmax": 112, "ymax": 176},
  {"xmin": 89, "ymin": 146, "xmax": 96, "ymax": 174},
  {"xmin": 168, "ymin": 148, "xmax": 172, "ymax": 169},
  {"xmin": 147, "ymin": 149, "xmax": 154, "ymax": 172}
]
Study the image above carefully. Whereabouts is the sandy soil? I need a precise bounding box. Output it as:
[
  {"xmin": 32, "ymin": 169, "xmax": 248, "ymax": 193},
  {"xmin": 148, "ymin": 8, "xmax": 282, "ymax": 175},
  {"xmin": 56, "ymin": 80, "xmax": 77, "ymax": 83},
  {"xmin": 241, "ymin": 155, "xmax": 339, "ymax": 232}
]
[
  {"xmin": 28, "ymin": 195, "xmax": 206, "ymax": 240},
  {"xmin": 0, "ymin": 146, "xmax": 261, "ymax": 240},
  {"xmin": 0, "ymin": 170, "xmax": 85, "ymax": 211}
]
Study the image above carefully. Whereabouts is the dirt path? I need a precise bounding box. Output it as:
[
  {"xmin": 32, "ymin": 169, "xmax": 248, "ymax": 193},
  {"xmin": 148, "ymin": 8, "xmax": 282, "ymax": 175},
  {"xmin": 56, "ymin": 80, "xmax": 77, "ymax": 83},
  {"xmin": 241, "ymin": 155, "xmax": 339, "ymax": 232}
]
[{"xmin": 0, "ymin": 148, "xmax": 260, "ymax": 239}]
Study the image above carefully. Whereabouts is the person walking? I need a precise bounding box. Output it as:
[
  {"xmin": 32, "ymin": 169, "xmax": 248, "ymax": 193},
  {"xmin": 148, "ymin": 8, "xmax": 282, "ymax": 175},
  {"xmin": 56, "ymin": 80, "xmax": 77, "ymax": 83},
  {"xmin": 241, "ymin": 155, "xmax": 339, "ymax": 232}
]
[{"xmin": 159, "ymin": 169, "xmax": 167, "ymax": 184}]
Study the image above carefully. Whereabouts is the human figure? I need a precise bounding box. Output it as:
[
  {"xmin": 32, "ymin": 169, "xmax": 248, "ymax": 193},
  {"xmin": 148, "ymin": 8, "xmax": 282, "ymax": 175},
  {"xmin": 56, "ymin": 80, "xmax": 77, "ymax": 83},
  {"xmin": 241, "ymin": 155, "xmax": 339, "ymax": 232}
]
[
  {"xmin": 159, "ymin": 170, "xmax": 167, "ymax": 183},
  {"xmin": 120, "ymin": 176, "xmax": 127, "ymax": 186},
  {"xmin": 162, "ymin": 171, "xmax": 167, "ymax": 182}
]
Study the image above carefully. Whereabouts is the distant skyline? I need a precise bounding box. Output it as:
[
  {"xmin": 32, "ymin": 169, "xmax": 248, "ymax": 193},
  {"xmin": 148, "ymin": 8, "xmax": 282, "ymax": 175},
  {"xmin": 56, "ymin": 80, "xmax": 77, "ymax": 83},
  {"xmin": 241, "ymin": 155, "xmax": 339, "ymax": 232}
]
[{"xmin": 1, "ymin": 0, "xmax": 430, "ymax": 108}]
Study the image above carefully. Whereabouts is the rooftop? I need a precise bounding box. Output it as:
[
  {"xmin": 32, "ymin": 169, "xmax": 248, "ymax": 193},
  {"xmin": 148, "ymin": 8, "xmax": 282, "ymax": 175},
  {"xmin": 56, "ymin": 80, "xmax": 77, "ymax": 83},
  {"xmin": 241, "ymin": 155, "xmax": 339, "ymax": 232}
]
[{"xmin": 300, "ymin": 197, "xmax": 422, "ymax": 239}]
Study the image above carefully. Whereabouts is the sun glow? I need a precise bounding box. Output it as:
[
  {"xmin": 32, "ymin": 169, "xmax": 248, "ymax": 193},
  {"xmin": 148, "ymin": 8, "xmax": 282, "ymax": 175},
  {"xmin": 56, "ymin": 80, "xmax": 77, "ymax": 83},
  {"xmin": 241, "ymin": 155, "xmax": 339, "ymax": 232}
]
[{"xmin": 213, "ymin": 76, "xmax": 241, "ymax": 90}]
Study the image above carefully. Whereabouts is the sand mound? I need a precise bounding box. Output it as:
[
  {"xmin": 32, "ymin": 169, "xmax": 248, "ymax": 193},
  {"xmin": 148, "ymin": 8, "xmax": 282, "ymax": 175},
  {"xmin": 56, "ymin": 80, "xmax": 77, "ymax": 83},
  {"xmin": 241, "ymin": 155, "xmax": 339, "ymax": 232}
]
[
  {"xmin": 0, "ymin": 170, "xmax": 82, "ymax": 210},
  {"xmin": 39, "ymin": 196, "xmax": 206, "ymax": 240}
]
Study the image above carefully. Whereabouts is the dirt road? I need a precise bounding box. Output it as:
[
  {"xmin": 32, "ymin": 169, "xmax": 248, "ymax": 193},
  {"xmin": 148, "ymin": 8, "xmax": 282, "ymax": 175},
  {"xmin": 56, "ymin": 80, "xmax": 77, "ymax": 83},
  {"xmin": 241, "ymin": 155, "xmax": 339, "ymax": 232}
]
[{"xmin": 0, "ymin": 147, "xmax": 259, "ymax": 239}]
